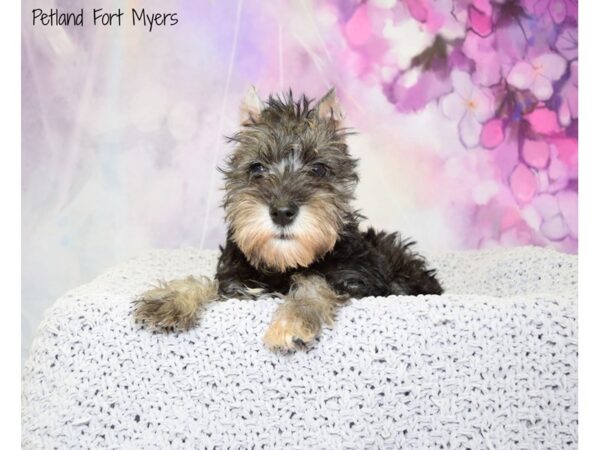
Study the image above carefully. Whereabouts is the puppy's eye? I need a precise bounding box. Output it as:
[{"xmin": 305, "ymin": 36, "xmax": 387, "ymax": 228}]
[
  {"xmin": 249, "ymin": 163, "xmax": 267, "ymax": 177},
  {"xmin": 311, "ymin": 163, "xmax": 328, "ymax": 177}
]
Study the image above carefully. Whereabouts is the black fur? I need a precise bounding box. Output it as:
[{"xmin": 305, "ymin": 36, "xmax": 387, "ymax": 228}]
[{"xmin": 217, "ymin": 221, "xmax": 442, "ymax": 299}]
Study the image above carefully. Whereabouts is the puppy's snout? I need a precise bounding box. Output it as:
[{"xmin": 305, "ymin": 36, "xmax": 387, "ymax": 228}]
[{"xmin": 269, "ymin": 201, "xmax": 299, "ymax": 227}]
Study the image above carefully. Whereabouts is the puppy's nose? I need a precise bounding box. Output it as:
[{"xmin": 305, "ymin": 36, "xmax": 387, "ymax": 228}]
[{"xmin": 269, "ymin": 201, "xmax": 299, "ymax": 227}]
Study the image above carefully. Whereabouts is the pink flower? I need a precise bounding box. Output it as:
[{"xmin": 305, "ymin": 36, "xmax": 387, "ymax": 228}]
[
  {"xmin": 468, "ymin": 4, "xmax": 492, "ymax": 37},
  {"xmin": 344, "ymin": 5, "xmax": 372, "ymax": 47},
  {"xmin": 462, "ymin": 31, "xmax": 501, "ymax": 86},
  {"xmin": 405, "ymin": 0, "xmax": 429, "ymax": 22},
  {"xmin": 481, "ymin": 119, "xmax": 505, "ymax": 149},
  {"xmin": 392, "ymin": 68, "xmax": 453, "ymax": 113},
  {"xmin": 532, "ymin": 193, "xmax": 560, "ymax": 220},
  {"xmin": 404, "ymin": 0, "xmax": 468, "ymax": 38},
  {"xmin": 507, "ymin": 53, "xmax": 567, "ymax": 101},
  {"xmin": 440, "ymin": 70, "xmax": 494, "ymax": 148},
  {"xmin": 494, "ymin": 20, "xmax": 528, "ymax": 65},
  {"xmin": 525, "ymin": 107, "xmax": 561, "ymax": 135},
  {"xmin": 540, "ymin": 214, "xmax": 569, "ymax": 241},
  {"xmin": 557, "ymin": 190, "xmax": 577, "ymax": 238},
  {"xmin": 558, "ymin": 61, "xmax": 578, "ymax": 127},
  {"xmin": 533, "ymin": 0, "xmax": 568, "ymax": 24},
  {"xmin": 522, "ymin": 139, "xmax": 550, "ymax": 169},
  {"xmin": 510, "ymin": 163, "xmax": 538, "ymax": 204}
]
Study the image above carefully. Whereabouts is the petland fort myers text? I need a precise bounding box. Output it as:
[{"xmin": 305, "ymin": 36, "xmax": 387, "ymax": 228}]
[{"xmin": 32, "ymin": 8, "xmax": 178, "ymax": 32}]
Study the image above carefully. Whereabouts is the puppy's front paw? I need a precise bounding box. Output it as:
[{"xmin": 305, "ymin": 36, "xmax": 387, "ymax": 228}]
[
  {"xmin": 133, "ymin": 277, "xmax": 212, "ymax": 330},
  {"xmin": 263, "ymin": 306, "xmax": 321, "ymax": 351}
]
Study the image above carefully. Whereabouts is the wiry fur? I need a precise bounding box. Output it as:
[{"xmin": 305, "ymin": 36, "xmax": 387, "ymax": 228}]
[
  {"xmin": 133, "ymin": 88, "xmax": 443, "ymax": 351},
  {"xmin": 221, "ymin": 90, "xmax": 357, "ymax": 272},
  {"xmin": 134, "ymin": 276, "xmax": 218, "ymax": 329},
  {"xmin": 263, "ymin": 275, "xmax": 346, "ymax": 350},
  {"xmin": 223, "ymin": 193, "xmax": 339, "ymax": 272}
]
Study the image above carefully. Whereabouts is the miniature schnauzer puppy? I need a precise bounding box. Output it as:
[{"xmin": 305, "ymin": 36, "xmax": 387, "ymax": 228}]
[{"xmin": 134, "ymin": 88, "xmax": 443, "ymax": 351}]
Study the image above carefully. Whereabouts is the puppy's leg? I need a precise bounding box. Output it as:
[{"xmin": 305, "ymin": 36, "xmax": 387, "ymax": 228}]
[
  {"xmin": 133, "ymin": 275, "xmax": 218, "ymax": 330},
  {"xmin": 263, "ymin": 274, "xmax": 346, "ymax": 351}
]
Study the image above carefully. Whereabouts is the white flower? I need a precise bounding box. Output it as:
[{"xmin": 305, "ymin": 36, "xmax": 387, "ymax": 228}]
[
  {"xmin": 507, "ymin": 52, "xmax": 567, "ymax": 101},
  {"xmin": 440, "ymin": 71, "xmax": 494, "ymax": 148}
]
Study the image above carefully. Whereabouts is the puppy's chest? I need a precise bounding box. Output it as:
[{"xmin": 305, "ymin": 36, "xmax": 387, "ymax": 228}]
[
  {"xmin": 248, "ymin": 254, "xmax": 391, "ymax": 299},
  {"xmin": 217, "ymin": 235, "xmax": 394, "ymax": 298}
]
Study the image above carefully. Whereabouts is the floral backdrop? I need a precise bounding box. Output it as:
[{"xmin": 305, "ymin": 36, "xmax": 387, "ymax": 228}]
[{"xmin": 22, "ymin": 0, "xmax": 577, "ymax": 360}]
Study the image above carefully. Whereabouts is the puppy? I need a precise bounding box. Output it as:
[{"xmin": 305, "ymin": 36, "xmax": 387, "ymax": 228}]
[{"xmin": 134, "ymin": 88, "xmax": 443, "ymax": 351}]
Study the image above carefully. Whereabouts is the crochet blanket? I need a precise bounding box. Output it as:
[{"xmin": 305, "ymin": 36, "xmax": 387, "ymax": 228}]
[{"xmin": 22, "ymin": 247, "xmax": 577, "ymax": 449}]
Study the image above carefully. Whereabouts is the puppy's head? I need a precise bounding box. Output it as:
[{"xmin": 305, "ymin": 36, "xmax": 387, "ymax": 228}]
[{"xmin": 221, "ymin": 88, "xmax": 358, "ymax": 272}]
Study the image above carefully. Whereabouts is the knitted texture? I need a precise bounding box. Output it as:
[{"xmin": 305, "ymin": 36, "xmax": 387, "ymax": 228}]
[{"xmin": 22, "ymin": 247, "xmax": 577, "ymax": 449}]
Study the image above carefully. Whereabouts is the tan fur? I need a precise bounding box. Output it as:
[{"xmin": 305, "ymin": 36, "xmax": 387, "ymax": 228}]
[
  {"xmin": 229, "ymin": 194, "xmax": 340, "ymax": 272},
  {"xmin": 316, "ymin": 88, "xmax": 345, "ymax": 123},
  {"xmin": 133, "ymin": 275, "xmax": 218, "ymax": 329},
  {"xmin": 263, "ymin": 275, "xmax": 346, "ymax": 351}
]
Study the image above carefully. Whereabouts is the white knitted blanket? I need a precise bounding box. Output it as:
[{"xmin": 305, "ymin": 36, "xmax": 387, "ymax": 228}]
[{"xmin": 22, "ymin": 247, "xmax": 577, "ymax": 449}]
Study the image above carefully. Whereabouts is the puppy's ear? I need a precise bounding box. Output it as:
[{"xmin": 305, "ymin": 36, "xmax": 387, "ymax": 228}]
[
  {"xmin": 240, "ymin": 86, "xmax": 262, "ymax": 125},
  {"xmin": 316, "ymin": 88, "xmax": 344, "ymax": 123}
]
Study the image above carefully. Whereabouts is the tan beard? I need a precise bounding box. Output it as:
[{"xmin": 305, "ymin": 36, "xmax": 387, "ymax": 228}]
[{"xmin": 227, "ymin": 195, "xmax": 339, "ymax": 272}]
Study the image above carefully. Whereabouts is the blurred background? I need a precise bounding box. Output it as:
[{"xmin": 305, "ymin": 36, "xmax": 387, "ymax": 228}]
[{"xmin": 22, "ymin": 0, "xmax": 578, "ymax": 361}]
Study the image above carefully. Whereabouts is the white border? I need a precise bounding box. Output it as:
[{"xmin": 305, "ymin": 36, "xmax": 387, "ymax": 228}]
[
  {"xmin": 11, "ymin": 1, "xmax": 593, "ymax": 448},
  {"xmin": 578, "ymin": 1, "xmax": 599, "ymax": 448},
  {"xmin": 0, "ymin": 0, "xmax": 21, "ymax": 446}
]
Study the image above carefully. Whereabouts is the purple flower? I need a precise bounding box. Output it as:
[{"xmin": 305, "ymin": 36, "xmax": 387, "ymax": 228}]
[{"xmin": 556, "ymin": 25, "xmax": 578, "ymax": 61}]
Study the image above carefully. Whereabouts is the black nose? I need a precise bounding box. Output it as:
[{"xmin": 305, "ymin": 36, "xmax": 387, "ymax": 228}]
[{"xmin": 269, "ymin": 201, "xmax": 299, "ymax": 227}]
